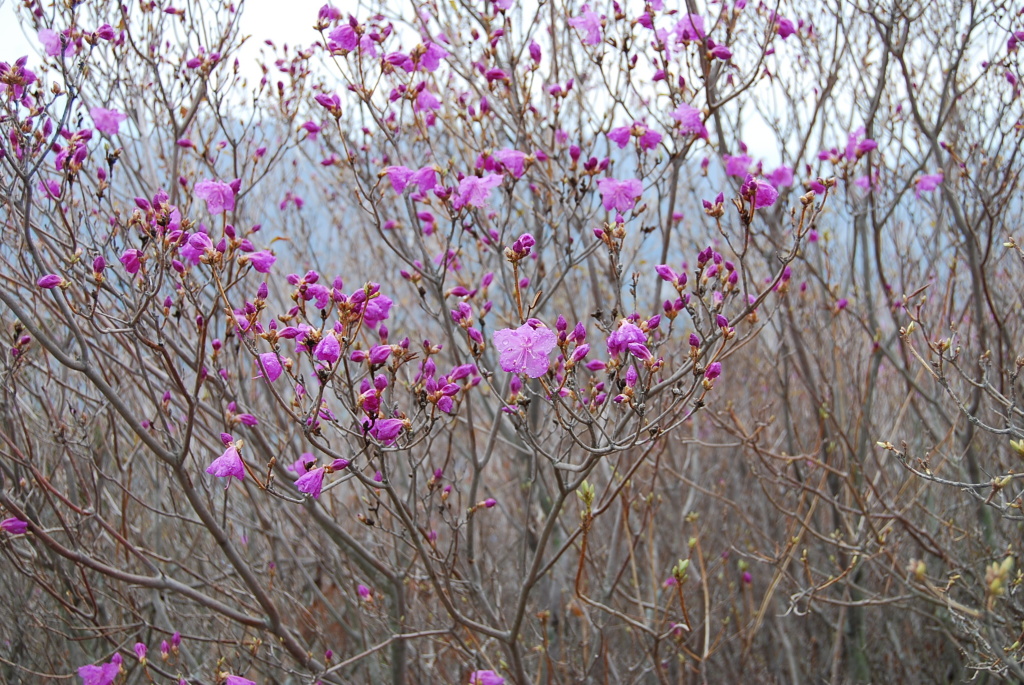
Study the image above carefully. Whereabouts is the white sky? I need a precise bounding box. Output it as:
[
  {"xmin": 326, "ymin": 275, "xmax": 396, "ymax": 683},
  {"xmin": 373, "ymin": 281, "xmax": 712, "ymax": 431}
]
[{"xmin": 0, "ymin": 0, "xmax": 781, "ymax": 163}]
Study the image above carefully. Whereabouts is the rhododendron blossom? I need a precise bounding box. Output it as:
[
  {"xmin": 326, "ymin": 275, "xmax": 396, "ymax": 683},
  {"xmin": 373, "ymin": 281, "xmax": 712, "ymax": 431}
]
[
  {"xmin": 90, "ymin": 107, "xmax": 128, "ymax": 135},
  {"xmin": 493, "ymin": 324, "xmax": 557, "ymax": 377},
  {"xmin": 194, "ymin": 179, "xmax": 236, "ymax": 214},
  {"xmin": 596, "ymin": 177, "xmax": 643, "ymax": 212}
]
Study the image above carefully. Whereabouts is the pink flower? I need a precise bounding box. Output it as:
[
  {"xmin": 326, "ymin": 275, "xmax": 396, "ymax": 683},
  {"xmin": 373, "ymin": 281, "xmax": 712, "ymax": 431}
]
[
  {"xmin": 1, "ymin": 517, "xmax": 28, "ymax": 535},
  {"xmin": 492, "ymin": 324, "xmax": 557, "ymax": 378},
  {"xmin": 245, "ymin": 250, "xmax": 276, "ymax": 273},
  {"xmin": 314, "ymin": 331, "xmax": 341, "ymax": 365},
  {"xmin": 596, "ymin": 177, "xmax": 643, "ymax": 212},
  {"xmin": 362, "ymin": 417, "xmax": 404, "ymax": 445},
  {"xmin": 724, "ymin": 154, "xmax": 753, "ymax": 177},
  {"xmin": 78, "ymin": 654, "xmax": 121, "ymax": 685},
  {"xmin": 328, "ymin": 24, "xmax": 358, "ymax": 51},
  {"xmin": 704, "ymin": 362, "xmax": 722, "ymax": 380},
  {"xmin": 39, "ymin": 29, "xmax": 75, "ymax": 57},
  {"xmin": 224, "ymin": 677, "xmax": 256, "ymax": 685},
  {"xmin": 194, "ymin": 179, "xmax": 236, "ymax": 214},
  {"xmin": 469, "ymin": 671, "xmax": 505, "ymax": 685},
  {"xmin": 568, "ymin": 5, "xmax": 602, "ymax": 45},
  {"xmin": 295, "ymin": 467, "xmax": 326, "ymax": 499},
  {"xmin": 37, "ymin": 274, "xmax": 63, "ymax": 289},
  {"xmin": 741, "ymin": 175, "xmax": 778, "ymax": 208},
  {"xmin": 606, "ymin": 323, "xmax": 645, "ymax": 356},
  {"xmin": 493, "ymin": 148, "xmax": 528, "ymax": 178},
  {"xmin": 607, "ymin": 126, "xmax": 631, "ymax": 148},
  {"xmin": 454, "ymin": 174, "xmax": 503, "ymax": 210},
  {"xmin": 206, "ymin": 440, "xmax": 245, "ymax": 481},
  {"xmin": 915, "ymin": 173, "xmax": 943, "ymax": 198},
  {"xmin": 120, "ymin": 249, "xmax": 143, "ymax": 275},
  {"xmin": 674, "ymin": 14, "xmax": 705, "ymax": 41},
  {"xmin": 766, "ymin": 166, "xmax": 794, "ymax": 188},
  {"xmin": 255, "ymin": 353, "xmax": 286, "ymax": 382},
  {"xmin": 90, "ymin": 107, "xmax": 128, "ymax": 135},
  {"xmin": 358, "ymin": 583, "xmax": 373, "ymax": 599}
]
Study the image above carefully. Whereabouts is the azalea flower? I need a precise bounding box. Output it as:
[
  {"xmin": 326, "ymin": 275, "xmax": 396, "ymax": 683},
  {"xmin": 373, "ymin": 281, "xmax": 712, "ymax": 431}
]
[
  {"xmin": 606, "ymin": 322, "xmax": 646, "ymax": 356},
  {"xmin": 295, "ymin": 467, "xmax": 326, "ymax": 499},
  {"xmin": 224, "ymin": 676, "xmax": 256, "ymax": 685},
  {"xmin": 741, "ymin": 175, "xmax": 778, "ymax": 208},
  {"xmin": 915, "ymin": 173, "xmax": 943, "ymax": 198},
  {"xmin": 90, "ymin": 107, "xmax": 128, "ymax": 135},
  {"xmin": 493, "ymin": 148, "xmax": 528, "ymax": 178},
  {"xmin": 78, "ymin": 654, "xmax": 121, "ymax": 685},
  {"xmin": 314, "ymin": 331, "xmax": 341, "ymax": 365},
  {"xmin": 568, "ymin": 5, "xmax": 602, "ymax": 45},
  {"xmin": 1, "ymin": 517, "xmax": 28, "ymax": 534},
  {"xmin": 469, "ymin": 670, "xmax": 505, "ymax": 685},
  {"xmin": 206, "ymin": 435, "xmax": 245, "ymax": 482},
  {"xmin": 255, "ymin": 353, "xmax": 286, "ymax": 382},
  {"xmin": 453, "ymin": 174, "xmax": 503, "ymax": 210},
  {"xmin": 492, "ymin": 324, "xmax": 557, "ymax": 377},
  {"xmin": 595, "ymin": 177, "xmax": 643, "ymax": 212},
  {"xmin": 194, "ymin": 179, "xmax": 235, "ymax": 214}
]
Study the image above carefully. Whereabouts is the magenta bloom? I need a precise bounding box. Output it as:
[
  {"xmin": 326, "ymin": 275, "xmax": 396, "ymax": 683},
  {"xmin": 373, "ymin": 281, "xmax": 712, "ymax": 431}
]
[
  {"xmin": 606, "ymin": 323, "xmax": 646, "ymax": 356},
  {"xmin": 454, "ymin": 174, "xmax": 503, "ymax": 210},
  {"xmin": 915, "ymin": 173, "xmax": 943, "ymax": 198},
  {"xmin": 37, "ymin": 274, "xmax": 63, "ymax": 289},
  {"xmin": 362, "ymin": 417, "xmax": 404, "ymax": 445},
  {"xmin": 314, "ymin": 332, "xmax": 341, "ymax": 365},
  {"xmin": 724, "ymin": 154, "xmax": 753, "ymax": 177},
  {"xmin": 742, "ymin": 175, "xmax": 778, "ymax": 208},
  {"xmin": 90, "ymin": 107, "xmax": 128, "ymax": 135},
  {"xmin": 194, "ymin": 179, "xmax": 236, "ymax": 214},
  {"xmin": 206, "ymin": 441, "xmax": 245, "ymax": 481},
  {"xmin": 492, "ymin": 324, "xmax": 557, "ymax": 378},
  {"xmin": 255, "ymin": 353, "xmax": 285, "ymax": 382},
  {"xmin": 246, "ymin": 250, "xmax": 276, "ymax": 273},
  {"xmin": 607, "ymin": 126, "xmax": 631, "ymax": 148},
  {"xmin": 134, "ymin": 643, "xmax": 147, "ymax": 662},
  {"xmin": 568, "ymin": 5, "xmax": 602, "ymax": 45},
  {"xmin": 675, "ymin": 14, "xmax": 706, "ymax": 41},
  {"xmin": 596, "ymin": 177, "xmax": 643, "ymax": 212},
  {"xmin": 469, "ymin": 671, "xmax": 505, "ymax": 685},
  {"xmin": 493, "ymin": 148, "xmax": 528, "ymax": 178},
  {"xmin": 328, "ymin": 24, "xmax": 359, "ymax": 51},
  {"xmin": 120, "ymin": 249, "xmax": 143, "ymax": 275},
  {"xmin": 704, "ymin": 362, "xmax": 722, "ymax": 380},
  {"xmin": 1, "ymin": 517, "xmax": 28, "ymax": 535},
  {"xmin": 78, "ymin": 654, "xmax": 121, "ymax": 685},
  {"xmin": 39, "ymin": 29, "xmax": 75, "ymax": 57},
  {"xmin": 224, "ymin": 677, "xmax": 256, "ymax": 685},
  {"xmin": 295, "ymin": 467, "xmax": 326, "ymax": 499}
]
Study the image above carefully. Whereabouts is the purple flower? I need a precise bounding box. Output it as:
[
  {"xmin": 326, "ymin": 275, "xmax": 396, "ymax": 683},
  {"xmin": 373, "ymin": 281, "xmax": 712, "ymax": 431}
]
[
  {"xmin": 78, "ymin": 655, "xmax": 121, "ymax": 685},
  {"xmin": 607, "ymin": 126, "xmax": 631, "ymax": 148},
  {"xmin": 915, "ymin": 173, "xmax": 943, "ymax": 198},
  {"xmin": 363, "ymin": 417, "xmax": 404, "ymax": 445},
  {"xmin": 606, "ymin": 323, "xmax": 645, "ymax": 356},
  {"xmin": 766, "ymin": 166, "xmax": 794, "ymax": 188},
  {"xmin": 454, "ymin": 174, "xmax": 503, "ymax": 210},
  {"xmin": 224, "ymin": 677, "xmax": 256, "ymax": 685},
  {"xmin": 724, "ymin": 155, "xmax": 753, "ymax": 177},
  {"xmin": 1, "ymin": 517, "xmax": 28, "ymax": 535},
  {"xmin": 90, "ymin": 107, "xmax": 128, "ymax": 136},
  {"xmin": 134, "ymin": 643, "xmax": 147, "ymax": 662},
  {"xmin": 492, "ymin": 324, "xmax": 557, "ymax": 378},
  {"xmin": 120, "ymin": 249, "xmax": 143, "ymax": 275},
  {"xmin": 328, "ymin": 24, "xmax": 359, "ymax": 51},
  {"xmin": 493, "ymin": 148, "xmax": 528, "ymax": 178},
  {"xmin": 596, "ymin": 177, "xmax": 643, "ymax": 212},
  {"xmin": 255, "ymin": 353, "xmax": 286, "ymax": 382},
  {"xmin": 568, "ymin": 5, "xmax": 602, "ymax": 45},
  {"xmin": 206, "ymin": 441, "xmax": 245, "ymax": 481},
  {"xmin": 675, "ymin": 13, "xmax": 705, "ymax": 41},
  {"xmin": 37, "ymin": 274, "xmax": 63, "ymax": 289},
  {"xmin": 39, "ymin": 29, "xmax": 76, "ymax": 57},
  {"xmin": 314, "ymin": 332, "xmax": 341, "ymax": 365},
  {"xmin": 295, "ymin": 467, "xmax": 326, "ymax": 499},
  {"xmin": 741, "ymin": 175, "xmax": 778, "ymax": 208},
  {"xmin": 469, "ymin": 671, "xmax": 505, "ymax": 685},
  {"xmin": 704, "ymin": 362, "xmax": 722, "ymax": 380},
  {"xmin": 667, "ymin": 102, "xmax": 708, "ymax": 139},
  {"xmin": 246, "ymin": 250, "xmax": 276, "ymax": 273},
  {"xmin": 194, "ymin": 179, "xmax": 235, "ymax": 214}
]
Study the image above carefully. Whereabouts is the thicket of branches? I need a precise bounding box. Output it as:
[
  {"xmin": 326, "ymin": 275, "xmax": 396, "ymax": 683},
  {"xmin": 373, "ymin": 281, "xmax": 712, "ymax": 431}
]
[{"xmin": 1, "ymin": 0, "xmax": 1022, "ymax": 683}]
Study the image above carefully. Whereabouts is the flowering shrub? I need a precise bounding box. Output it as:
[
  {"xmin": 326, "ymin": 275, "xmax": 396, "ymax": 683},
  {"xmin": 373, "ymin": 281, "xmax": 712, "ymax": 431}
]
[{"xmin": 1, "ymin": 0, "xmax": 1023, "ymax": 684}]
